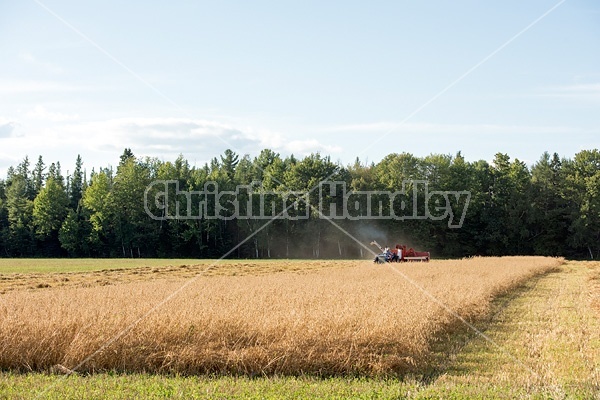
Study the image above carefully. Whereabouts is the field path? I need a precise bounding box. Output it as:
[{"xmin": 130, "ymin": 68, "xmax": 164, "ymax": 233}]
[{"xmin": 424, "ymin": 261, "xmax": 600, "ymax": 398}]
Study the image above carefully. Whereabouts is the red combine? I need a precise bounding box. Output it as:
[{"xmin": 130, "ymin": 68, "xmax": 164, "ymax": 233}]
[{"xmin": 370, "ymin": 241, "xmax": 430, "ymax": 263}]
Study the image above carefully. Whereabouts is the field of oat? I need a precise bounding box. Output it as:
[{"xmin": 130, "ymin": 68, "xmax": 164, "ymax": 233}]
[{"xmin": 0, "ymin": 257, "xmax": 564, "ymax": 377}]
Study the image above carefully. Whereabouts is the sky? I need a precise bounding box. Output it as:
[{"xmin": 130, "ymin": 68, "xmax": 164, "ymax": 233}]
[{"xmin": 0, "ymin": 0, "xmax": 599, "ymax": 177}]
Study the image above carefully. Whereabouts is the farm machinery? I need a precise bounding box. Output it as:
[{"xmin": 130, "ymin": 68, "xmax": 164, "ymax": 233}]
[{"xmin": 370, "ymin": 241, "xmax": 430, "ymax": 263}]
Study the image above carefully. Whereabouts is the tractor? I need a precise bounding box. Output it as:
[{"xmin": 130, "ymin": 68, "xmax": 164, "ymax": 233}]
[{"xmin": 370, "ymin": 240, "xmax": 430, "ymax": 263}]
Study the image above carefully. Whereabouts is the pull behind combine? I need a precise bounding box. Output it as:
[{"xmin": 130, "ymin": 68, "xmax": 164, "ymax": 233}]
[{"xmin": 370, "ymin": 241, "xmax": 430, "ymax": 263}]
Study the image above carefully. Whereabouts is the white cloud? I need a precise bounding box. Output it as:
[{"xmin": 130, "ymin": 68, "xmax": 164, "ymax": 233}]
[
  {"xmin": 68, "ymin": 118, "xmax": 261, "ymax": 153},
  {"xmin": 0, "ymin": 79, "xmax": 85, "ymax": 94},
  {"xmin": 0, "ymin": 116, "xmax": 345, "ymax": 175},
  {"xmin": 539, "ymin": 83, "xmax": 600, "ymax": 100},
  {"xmin": 283, "ymin": 139, "xmax": 342, "ymax": 155},
  {"xmin": 18, "ymin": 51, "xmax": 64, "ymax": 74},
  {"xmin": 1, "ymin": 114, "xmax": 596, "ymax": 178},
  {"xmin": 46, "ymin": 117, "xmax": 341, "ymax": 159},
  {"xmin": 0, "ymin": 117, "xmax": 259, "ymax": 175},
  {"xmin": 26, "ymin": 106, "xmax": 78, "ymax": 122},
  {"xmin": 18, "ymin": 51, "xmax": 35, "ymax": 63},
  {"xmin": 322, "ymin": 122, "xmax": 579, "ymax": 135},
  {"xmin": 316, "ymin": 122, "xmax": 599, "ymax": 166},
  {"xmin": 553, "ymin": 83, "xmax": 600, "ymax": 93},
  {"xmin": 0, "ymin": 118, "xmax": 18, "ymax": 138}
]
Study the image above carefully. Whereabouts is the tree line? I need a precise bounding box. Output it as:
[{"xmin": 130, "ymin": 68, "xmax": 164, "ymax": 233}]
[{"xmin": 0, "ymin": 148, "xmax": 599, "ymax": 259}]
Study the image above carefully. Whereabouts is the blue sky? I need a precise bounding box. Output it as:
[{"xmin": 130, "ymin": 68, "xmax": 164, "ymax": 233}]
[{"xmin": 0, "ymin": 0, "xmax": 598, "ymax": 176}]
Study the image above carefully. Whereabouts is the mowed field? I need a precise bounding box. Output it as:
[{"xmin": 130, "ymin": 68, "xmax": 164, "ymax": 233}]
[{"xmin": 0, "ymin": 257, "xmax": 599, "ymax": 399}]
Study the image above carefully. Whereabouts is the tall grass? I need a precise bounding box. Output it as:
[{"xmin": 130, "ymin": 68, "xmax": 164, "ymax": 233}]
[{"xmin": 0, "ymin": 257, "xmax": 563, "ymax": 376}]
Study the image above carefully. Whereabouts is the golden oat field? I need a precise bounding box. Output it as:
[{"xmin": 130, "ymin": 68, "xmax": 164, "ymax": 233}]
[
  {"xmin": 1, "ymin": 257, "xmax": 599, "ymax": 399},
  {"xmin": 0, "ymin": 257, "xmax": 563, "ymax": 375}
]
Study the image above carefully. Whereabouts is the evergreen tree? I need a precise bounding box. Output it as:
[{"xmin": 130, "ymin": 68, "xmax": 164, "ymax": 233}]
[
  {"xmin": 566, "ymin": 150, "xmax": 600, "ymax": 258},
  {"xmin": 5, "ymin": 175, "xmax": 34, "ymax": 255},
  {"xmin": 220, "ymin": 149, "xmax": 239, "ymax": 183},
  {"xmin": 32, "ymin": 177, "xmax": 68, "ymax": 256},
  {"xmin": 70, "ymin": 155, "xmax": 84, "ymax": 210},
  {"xmin": 120, "ymin": 148, "xmax": 135, "ymax": 165},
  {"xmin": 32, "ymin": 155, "xmax": 46, "ymax": 196},
  {"xmin": 0, "ymin": 179, "xmax": 7, "ymax": 256}
]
